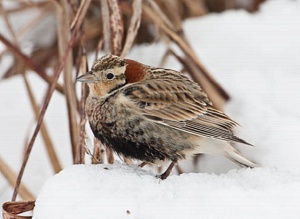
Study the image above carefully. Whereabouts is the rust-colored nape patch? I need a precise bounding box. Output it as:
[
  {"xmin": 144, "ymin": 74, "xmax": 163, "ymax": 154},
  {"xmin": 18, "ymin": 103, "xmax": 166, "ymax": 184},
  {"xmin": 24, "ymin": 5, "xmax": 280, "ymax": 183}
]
[{"xmin": 125, "ymin": 59, "xmax": 147, "ymax": 84}]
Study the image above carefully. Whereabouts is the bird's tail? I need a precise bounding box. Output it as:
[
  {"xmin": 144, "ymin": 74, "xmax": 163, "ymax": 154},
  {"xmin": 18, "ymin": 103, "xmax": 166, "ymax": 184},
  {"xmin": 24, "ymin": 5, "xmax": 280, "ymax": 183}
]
[
  {"xmin": 225, "ymin": 145, "xmax": 258, "ymax": 168},
  {"xmin": 188, "ymin": 136, "xmax": 258, "ymax": 168}
]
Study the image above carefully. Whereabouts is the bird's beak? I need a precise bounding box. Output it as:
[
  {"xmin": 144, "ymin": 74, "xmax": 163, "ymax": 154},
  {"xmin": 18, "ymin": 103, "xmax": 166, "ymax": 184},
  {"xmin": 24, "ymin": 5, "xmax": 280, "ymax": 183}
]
[{"xmin": 76, "ymin": 71, "xmax": 97, "ymax": 83}]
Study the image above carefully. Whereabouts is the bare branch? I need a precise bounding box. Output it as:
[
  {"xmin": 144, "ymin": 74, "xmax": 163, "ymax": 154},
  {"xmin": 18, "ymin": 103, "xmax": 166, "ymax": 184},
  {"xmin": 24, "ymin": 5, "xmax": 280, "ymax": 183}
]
[
  {"xmin": 23, "ymin": 74, "xmax": 62, "ymax": 173},
  {"xmin": 92, "ymin": 138, "xmax": 105, "ymax": 164},
  {"xmin": 108, "ymin": 0, "xmax": 124, "ymax": 56},
  {"xmin": 120, "ymin": 0, "xmax": 142, "ymax": 58},
  {"xmin": 56, "ymin": 0, "xmax": 79, "ymax": 164},
  {"xmin": 100, "ymin": 0, "xmax": 110, "ymax": 53},
  {"xmin": 0, "ymin": 156, "xmax": 35, "ymax": 201},
  {"xmin": 0, "ymin": 33, "xmax": 64, "ymax": 94},
  {"xmin": 78, "ymin": 46, "xmax": 89, "ymax": 164},
  {"xmin": 11, "ymin": 0, "xmax": 91, "ymax": 201},
  {"xmin": 142, "ymin": 3, "xmax": 229, "ymax": 107}
]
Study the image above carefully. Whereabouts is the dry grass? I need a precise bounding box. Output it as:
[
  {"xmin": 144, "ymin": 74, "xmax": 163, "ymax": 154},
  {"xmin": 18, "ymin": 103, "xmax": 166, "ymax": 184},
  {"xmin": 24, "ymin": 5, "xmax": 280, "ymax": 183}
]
[{"xmin": 0, "ymin": 0, "xmax": 265, "ymax": 217}]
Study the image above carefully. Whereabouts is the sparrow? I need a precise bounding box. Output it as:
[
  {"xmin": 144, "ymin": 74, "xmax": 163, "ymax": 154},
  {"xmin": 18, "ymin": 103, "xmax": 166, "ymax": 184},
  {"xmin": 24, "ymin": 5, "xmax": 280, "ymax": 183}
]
[{"xmin": 77, "ymin": 54, "xmax": 257, "ymax": 179}]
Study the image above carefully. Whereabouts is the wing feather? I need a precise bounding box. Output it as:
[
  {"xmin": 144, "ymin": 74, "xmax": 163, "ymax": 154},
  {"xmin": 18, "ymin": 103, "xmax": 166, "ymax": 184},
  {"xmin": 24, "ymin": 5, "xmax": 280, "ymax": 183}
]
[{"xmin": 119, "ymin": 71, "xmax": 249, "ymax": 145}]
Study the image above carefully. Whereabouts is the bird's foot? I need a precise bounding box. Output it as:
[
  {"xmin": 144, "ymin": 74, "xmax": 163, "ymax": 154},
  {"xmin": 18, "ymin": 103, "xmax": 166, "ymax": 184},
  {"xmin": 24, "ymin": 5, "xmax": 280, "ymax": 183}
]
[
  {"xmin": 156, "ymin": 161, "xmax": 176, "ymax": 180},
  {"xmin": 139, "ymin": 162, "xmax": 147, "ymax": 168}
]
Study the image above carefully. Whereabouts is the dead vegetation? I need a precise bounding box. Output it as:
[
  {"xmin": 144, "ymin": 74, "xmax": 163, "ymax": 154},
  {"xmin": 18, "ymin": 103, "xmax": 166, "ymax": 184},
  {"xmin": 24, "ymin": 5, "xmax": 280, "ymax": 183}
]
[{"xmin": 0, "ymin": 0, "xmax": 265, "ymax": 218}]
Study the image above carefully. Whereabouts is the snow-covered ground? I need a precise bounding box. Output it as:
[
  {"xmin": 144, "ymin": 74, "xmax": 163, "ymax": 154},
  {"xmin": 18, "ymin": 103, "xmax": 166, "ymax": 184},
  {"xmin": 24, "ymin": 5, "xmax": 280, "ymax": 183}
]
[
  {"xmin": 34, "ymin": 164, "xmax": 300, "ymax": 219},
  {"xmin": 1, "ymin": 0, "xmax": 300, "ymax": 218}
]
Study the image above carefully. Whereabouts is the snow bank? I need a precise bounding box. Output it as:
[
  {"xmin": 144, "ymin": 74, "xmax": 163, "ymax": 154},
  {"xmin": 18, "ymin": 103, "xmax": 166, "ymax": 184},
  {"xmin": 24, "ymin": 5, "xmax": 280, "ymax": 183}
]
[{"xmin": 33, "ymin": 164, "xmax": 300, "ymax": 219}]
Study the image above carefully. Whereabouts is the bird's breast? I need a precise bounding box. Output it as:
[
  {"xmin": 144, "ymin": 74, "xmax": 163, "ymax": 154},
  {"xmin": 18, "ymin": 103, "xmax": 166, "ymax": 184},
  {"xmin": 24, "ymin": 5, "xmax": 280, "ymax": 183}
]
[{"xmin": 85, "ymin": 97, "xmax": 113, "ymax": 131}]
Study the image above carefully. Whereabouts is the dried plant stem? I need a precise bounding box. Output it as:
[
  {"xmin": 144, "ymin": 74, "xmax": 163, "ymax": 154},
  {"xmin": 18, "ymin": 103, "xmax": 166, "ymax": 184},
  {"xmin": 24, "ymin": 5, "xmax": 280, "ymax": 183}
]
[
  {"xmin": 1, "ymin": 1, "xmax": 61, "ymax": 178},
  {"xmin": 0, "ymin": 33, "xmax": 64, "ymax": 94},
  {"xmin": 142, "ymin": 2, "xmax": 229, "ymax": 107},
  {"xmin": 120, "ymin": 0, "xmax": 142, "ymax": 58},
  {"xmin": 74, "ymin": 0, "xmax": 93, "ymax": 163},
  {"xmin": 106, "ymin": 147, "xmax": 115, "ymax": 164},
  {"xmin": 108, "ymin": 0, "xmax": 124, "ymax": 56},
  {"xmin": 70, "ymin": 0, "xmax": 85, "ymax": 30},
  {"xmin": 0, "ymin": 156, "xmax": 34, "ymax": 200},
  {"xmin": 4, "ymin": 1, "xmax": 49, "ymax": 13},
  {"xmin": 145, "ymin": 0, "xmax": 175, "ymax": 31},
  {"xmin": 2, "ymin": 201, "xmax": 35, "ymax": 219},
  {"xmin": 56, "ymin": 0, "xmax": 80, "ymax": 164},
  {"xmin": 11, "ymin": 1, "xmax": 90, "ymax": 200},
  {"xmin": 159, "ymin": 48, "xmax": 171, "ymax": 67},
  {"xmin": 95, "ymin": 38, "xmax": 104, "ymax": 60},
  {"xmin": 182, "ymin": 0, "xmax": 207, "ymax": 16},
  {"xmin": 78, "ymin": 48, "xmax": 89, "ymax": 164},
  {"xmin": 13, "ymin": 4, "xmax": 53, "ymax": 43},
  {"xmin": 99, "ymin": 0, "xmax": 124, "ymax": 163},
  {"xmin": 22, "ymin": 74, "xmax": 62, "ymax": 173},
  {"xmin": 100, "ymin": 0, "xmax": 110, "ymax": 52},
  {"xmin": 92, "ymin": 138, "xmax": 105, "ymax": 164},
  {"xmin": 0, "ymin": 1, "xmax": 17, "ymax": 44},
  {"xmin": 171, "ymin": 50, "xmax": 226, "ymax": 109}
]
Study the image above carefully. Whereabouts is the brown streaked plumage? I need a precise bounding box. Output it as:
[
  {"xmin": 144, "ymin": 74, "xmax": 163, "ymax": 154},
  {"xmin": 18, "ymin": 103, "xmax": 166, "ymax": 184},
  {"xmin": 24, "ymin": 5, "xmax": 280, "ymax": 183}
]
[{"xmin": 77, "ymin": 54, "xmax": 257, "ymax": 179}]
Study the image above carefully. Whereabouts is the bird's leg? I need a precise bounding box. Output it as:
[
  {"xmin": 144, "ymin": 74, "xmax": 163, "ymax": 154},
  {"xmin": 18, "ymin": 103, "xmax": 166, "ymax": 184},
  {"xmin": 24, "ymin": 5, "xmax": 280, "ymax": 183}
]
[
  {"xmin": 139, "ymin": 162, "xmax": 147, "ymax": 168},
  {"xmin": 158, "ymin": 161, "xmax": 176, "ymax": 180}
]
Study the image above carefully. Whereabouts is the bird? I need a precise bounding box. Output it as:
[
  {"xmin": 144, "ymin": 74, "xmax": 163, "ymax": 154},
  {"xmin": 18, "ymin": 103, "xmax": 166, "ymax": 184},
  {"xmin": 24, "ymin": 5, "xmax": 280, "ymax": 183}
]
[{"xmin": 77, "ymin": 54, "xmax": 258, "ymax": 179}]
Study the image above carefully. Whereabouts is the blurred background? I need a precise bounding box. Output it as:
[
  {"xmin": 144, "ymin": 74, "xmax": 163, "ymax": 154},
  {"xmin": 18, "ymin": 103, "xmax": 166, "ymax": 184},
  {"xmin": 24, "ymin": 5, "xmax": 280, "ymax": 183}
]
[{"xmin": 1, "ymin": 0, "xmax": 300, "ymax": 205}]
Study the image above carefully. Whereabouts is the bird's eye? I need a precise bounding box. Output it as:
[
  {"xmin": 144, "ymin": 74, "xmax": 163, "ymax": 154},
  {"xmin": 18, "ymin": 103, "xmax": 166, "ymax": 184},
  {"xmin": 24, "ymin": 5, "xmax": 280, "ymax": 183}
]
[{"xmin": 106, "ymin": 73, "xmax": 115, "ymax": 80}]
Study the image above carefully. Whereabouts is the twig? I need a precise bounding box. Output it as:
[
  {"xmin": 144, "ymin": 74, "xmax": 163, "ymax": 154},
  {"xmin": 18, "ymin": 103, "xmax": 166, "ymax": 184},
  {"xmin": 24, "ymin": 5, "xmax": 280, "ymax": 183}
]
[
  {"xmin": 145, "ymin": 0, "xmax": 175, "ymax": 31},
  {"xmin": 0, "ymin": 156, "xmax": 34, "ymax": 200},
  {"xmin": 182, "ymin": 0, "xmax": 207, "ymax": 17},
  {"xmin": 95, "ymin": 38, "xmax": 104, "ymax": 60},
  {"xmin": 1, "ymin": 0, "xmax": 61, "ymax": 180},
  {"xmin": 106, "ymin": 147, "xmax": 114, "ymax": 164},
  {"xmin": 120, "ymin": 0, "xmax": 142, "ymax": 58},
  {"xmin": 159, "ymin": 48, "xmax": 171, "ymax": 67},
  {"xmin": 69, "ymin": 0, "xmax": 85, "ymax": 30},
  {"xmin": 108, "ymin": 0, "xmax": 124, "ymax": 56},
  {"xmin": 100, "ymin": 0, "xmax": 110, "ymax": 53},
  {"xmin": 23, "ymin": 74, "xmax": 62, "ymax": 173},
  {"xmin": 142, "ymin": 2, "xmax": 229, "ymax": 105},
  {"xmin": 4, "ymin": 1, "xmax": 49, "ymax": 14},
  {"xmin": 78, "ymin": 46, "xmax": 89, "ymax": 164},
  {"xmin": 92, "ymin": 138, "xmax": 105, "ymax": 164},
  {"xmin": 99, "ymin": 0, "xmax": 124, "ymax": 162},
  {"xmin": 14, "ymin": 3, "xmax": 53, "ymax": 43},
  {"xmin": 11, "ymin": 0, "xmax": 90, "ymax": 201},
  {"xmin": 2, "ymin": 201, "xmax": 35, "ymax": 218},
  {"xmin": 56, "ymin": 0, "xmax": 79, "ymax": 164},
  {"xmin": 0, "ymin": 33, "xmax": 64, "ymax": 94}
]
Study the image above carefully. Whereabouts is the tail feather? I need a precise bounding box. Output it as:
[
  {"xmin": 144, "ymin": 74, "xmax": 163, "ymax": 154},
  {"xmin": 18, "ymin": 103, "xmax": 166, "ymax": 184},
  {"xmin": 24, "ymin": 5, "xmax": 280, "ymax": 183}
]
[
  {"xmin": 188, "ymin": 136, "xmax": 258, "ymax": 167},
  {"xmin": 225, "ymin": 146, "xmax": 258, "ymax": 168},
  {"xmin": 232, "ymin": 136, "xmax": 253, "ymax": 146}
]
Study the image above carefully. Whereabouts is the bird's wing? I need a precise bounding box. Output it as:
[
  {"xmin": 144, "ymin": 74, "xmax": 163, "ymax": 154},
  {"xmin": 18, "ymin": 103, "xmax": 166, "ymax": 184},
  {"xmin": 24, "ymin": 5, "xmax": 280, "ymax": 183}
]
[{"xmin": 120, "ymin": 77, "xmax": 250, "ymax": 145}]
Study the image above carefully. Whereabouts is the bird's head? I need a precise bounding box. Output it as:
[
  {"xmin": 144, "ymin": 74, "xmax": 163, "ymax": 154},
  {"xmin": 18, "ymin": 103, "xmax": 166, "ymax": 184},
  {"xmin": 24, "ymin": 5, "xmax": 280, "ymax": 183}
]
[{"xmin": 77, "ymin": 54, "xmax": 147, "ymax": 96}]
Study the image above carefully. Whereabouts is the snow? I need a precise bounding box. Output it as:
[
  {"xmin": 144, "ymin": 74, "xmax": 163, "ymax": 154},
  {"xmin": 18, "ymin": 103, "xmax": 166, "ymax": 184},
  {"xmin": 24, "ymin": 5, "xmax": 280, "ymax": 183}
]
[
  {"xmin": 183, "ymin": 0, "xmax": 300, "ymax": 174},
  {"xmin": 1, "ymin": 0, "xmax": 300, "ymax": 218},
  {"xmin": 33, "ymin": 164, "xmax": 300, "ymax": 219}
]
